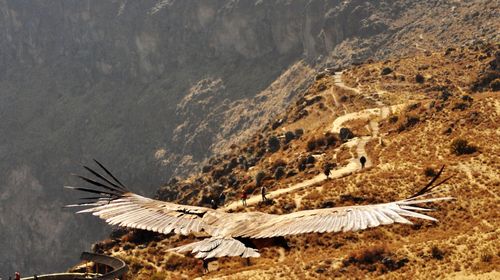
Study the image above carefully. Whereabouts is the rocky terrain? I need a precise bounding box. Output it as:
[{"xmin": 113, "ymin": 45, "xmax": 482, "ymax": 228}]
[
  {"xmin": 81, "ymin": 43, "xmax": 499, "ymax": 279},
  {"xmin": 0, "ymin": 0, "xmax": 498, "ymax": 276}
]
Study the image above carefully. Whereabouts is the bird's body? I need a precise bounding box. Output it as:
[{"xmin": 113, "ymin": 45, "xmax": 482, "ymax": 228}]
[{"xmin": 66, "ymin": 161, "xmax": 453, "ymax": 259}]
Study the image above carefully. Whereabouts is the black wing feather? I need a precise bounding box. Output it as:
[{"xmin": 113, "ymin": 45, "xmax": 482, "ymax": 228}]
[
  {"xmin": 93, "ymin": 159, "xmax": 127, "ymax": 189},
  {"xmin": 409, "ymin": 166, "xmax": 453, "ymax": 198},
  {"xmin": 82, "ymin": 165, "xmax": 126, "ymax": 192},
  {"xmin": 73, "ymin": 174, "xmax": 123, "ymax": 195}
]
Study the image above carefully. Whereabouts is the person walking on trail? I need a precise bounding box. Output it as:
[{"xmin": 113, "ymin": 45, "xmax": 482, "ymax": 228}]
[
  {"xmin": 218, "ymin": 192, "xmax": 226, "ymax": 206},
  {"xmin": 202, "ymin": 259, "xmax": 209, "ymax": 273},
  {"xmin": 323, "ymin": 163, "xmax": 331, "ymax": 179},
  {"xmin": 14, "ymin": 272, "xmax": 20, "ymax": 280},
  {"xmin": 261, "ymin": 185, "xmax": 268, "ymax": 202},
  {"xmin": 241, "ymin": 191, "xmax": 248, "ymax": 207},
  {"xmin": 360, "ymin": 156, "xmax": 367, "ymax": 168},
  {"xmin": 210, "ymin": 199, "xmax": 218, "ymax": 209}
]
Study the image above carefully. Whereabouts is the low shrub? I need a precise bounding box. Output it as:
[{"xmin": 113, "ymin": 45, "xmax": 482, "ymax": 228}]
[
  {"xmin": 450, "ymin": 139, "xmax": 477, "ymax": 155},
  {"xmin": 284, "ymin": 131, "xmax": 295, "ymax": 143},
  {"xmin": 268, "ymin": 135, "xmax": 280, "ymax": 153},
  {"xmin": 294, "ymin": 128, "xmax": 304, "ymax": 138},
  {"xmin": 274, "ymin": 166, "xmax": 286, "ymax": 180},
  {"xmin": 325, "ymin": 132, "xmax": 338, "ymax": 146},
  {"xmin": 306, "ymin": 138, "xmax": 317, "ymax": 151},
  {"xmin": 431, "ymin": 246, "xmax": 445, "ymax": 260},
  {"xmin": 415, "ymin": 73, "xmax": 425, "ymax": 83},
  {"xmin": 424, "ymin": 167, "xmax": 437, "ymax": 177},
  {"xmin": 255, "ymin": 171, "xmax": 266, "ymax": 187},
  {"xmin": 339, "ymin": 127, "xmax": 354, "ymax": 141},
  {"xmin": 381, "ymin": 67, "xmax": 393, "ymax": 75},
  {"xmin": 271, "ymin": 159, "xmax": 287, "ymax": 172}
]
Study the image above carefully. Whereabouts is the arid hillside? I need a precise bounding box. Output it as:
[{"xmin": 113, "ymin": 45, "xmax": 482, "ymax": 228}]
[
  {"xmin": 78, "ymin": 43, "xmax": 500, "ymax": 279},
  {"xmin": 2, "ymin": 0, "xmax": 499, "ymax": 275}
]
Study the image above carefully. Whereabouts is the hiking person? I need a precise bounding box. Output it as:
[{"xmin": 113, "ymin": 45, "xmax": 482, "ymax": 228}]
[
  {"xmin": 323, "ymin": 163, "xmax": 331, "ymax": 178},
  {"xmin": 360, "ymin": 156, "xmax": 367, "ymax": 168},
  {"xmin": 202, "ymin": 259, "xmax": 209, "ymax": 273},
  {"xmin": 218, "ymin": 192, "xmax": 226, "ymax": 206},
  {"xmin": 261, "ymin": 185, "xmax": 267, "ymax": 202},
  {"xmin": 14, "ymin": 273, "xmax": 20, "ymax": 280},
  {"xmin": 241, "ymin": 191, "xmax": 248, "ymax": 207},
  {"xmin": 210, "ymin": 199, "xmax": 218, "ymax": 209}
]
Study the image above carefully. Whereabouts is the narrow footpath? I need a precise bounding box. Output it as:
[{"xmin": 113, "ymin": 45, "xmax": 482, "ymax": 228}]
[{"xmin": 224, "ymin": 72, "xmax": 404, "ymax": 210}]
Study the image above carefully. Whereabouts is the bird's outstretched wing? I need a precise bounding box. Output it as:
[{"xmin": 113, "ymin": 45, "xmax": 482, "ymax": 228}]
[
  {"xmin": 65, "ymin": 160, "xmax": 216, "ymax": 236},
  {"xmin": 232, "ymin": 196, "xmax": 452, "ymax": 238},
  {"xmin": 232, "ymin": 168, "xmax": 454, "ymax": 238},
  {"xmin": 66, "ymin": 161, "xmax": 453, "ymax": 245}
]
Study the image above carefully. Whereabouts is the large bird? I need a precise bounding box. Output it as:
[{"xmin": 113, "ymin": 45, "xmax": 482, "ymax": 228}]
[{"xmin": 65, "ymin": 160, "xmax": 453, "ymax": 259}]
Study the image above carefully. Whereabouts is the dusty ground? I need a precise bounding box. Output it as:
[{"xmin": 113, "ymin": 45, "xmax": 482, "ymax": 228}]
[{"xmin": 79, "ymin": 43, "xmax": 499, "ymax": 279}]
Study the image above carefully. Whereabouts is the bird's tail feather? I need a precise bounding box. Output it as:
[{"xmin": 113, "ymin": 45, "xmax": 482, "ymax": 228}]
[{"xmin": 170, "ymin": 237, "xmax": 260, "ymax": 259}]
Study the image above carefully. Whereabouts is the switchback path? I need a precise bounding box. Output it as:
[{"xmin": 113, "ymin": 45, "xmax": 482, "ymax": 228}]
[{"xmin": 224, "ymin": 72, "xmax": 404, "ymax": 211}]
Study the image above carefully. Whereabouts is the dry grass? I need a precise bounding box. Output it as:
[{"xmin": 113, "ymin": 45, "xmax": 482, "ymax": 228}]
[{"xmin": 90, "ymin": 44, "xmax": 500, "ymax": 279}]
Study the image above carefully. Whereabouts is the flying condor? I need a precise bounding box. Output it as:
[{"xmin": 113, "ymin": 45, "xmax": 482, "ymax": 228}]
[{"xmin": 65, "ymin": 160, "xmax": 453, "ymax": 259}]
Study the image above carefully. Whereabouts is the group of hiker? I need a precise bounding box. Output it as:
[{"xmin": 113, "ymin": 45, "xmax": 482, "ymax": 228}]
[
  {"xmin": 211, "ymin": 156, "xmax": 367, "ymax": 209},
  {"xmin": 216, "ymin": 184, "xmax": 267, "ymax": 208},
  {"xmin": 239, "ymin": 156, "xmax": 367, "ymax": 207},
  {"xmin": 240, "ymin": 185, "xmax": 268, "ymax": 206}
]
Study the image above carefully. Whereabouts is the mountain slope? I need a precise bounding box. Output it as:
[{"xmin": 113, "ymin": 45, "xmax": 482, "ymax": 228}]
[
  {"xmin": 0, "ymin": 0, "xmax": 498, "ymax": 275},
  {"xmin": 87, "ymin": 43, "xmax": 500, "ymax": 279}
]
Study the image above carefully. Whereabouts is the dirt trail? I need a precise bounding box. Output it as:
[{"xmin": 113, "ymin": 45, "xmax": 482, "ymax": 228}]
[
  {"xmin": 224, "ymin": 73, "xmax": 404, "ymax": 211},
  {"xmin": 333, "ymin": 71, "xmax": 360, "ymax": 94}
]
